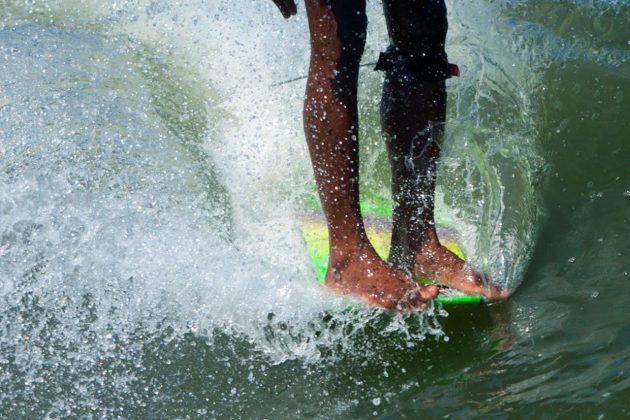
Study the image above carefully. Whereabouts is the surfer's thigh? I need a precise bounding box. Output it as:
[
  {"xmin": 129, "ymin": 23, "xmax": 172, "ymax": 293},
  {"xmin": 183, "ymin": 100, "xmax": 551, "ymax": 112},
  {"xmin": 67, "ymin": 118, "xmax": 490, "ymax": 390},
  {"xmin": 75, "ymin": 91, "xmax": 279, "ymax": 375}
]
[{"xmin": 382, "ymin": 0, "xmax": 447, "ymax": 54}]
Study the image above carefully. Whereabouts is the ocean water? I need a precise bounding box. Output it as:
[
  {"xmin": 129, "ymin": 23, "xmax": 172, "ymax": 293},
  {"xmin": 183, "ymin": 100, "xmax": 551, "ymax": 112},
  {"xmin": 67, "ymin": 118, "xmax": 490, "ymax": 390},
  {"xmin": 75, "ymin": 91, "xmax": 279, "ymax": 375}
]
[{"xmin": 0, "ymin": 0, "xmax": 628, "ymax": 418}]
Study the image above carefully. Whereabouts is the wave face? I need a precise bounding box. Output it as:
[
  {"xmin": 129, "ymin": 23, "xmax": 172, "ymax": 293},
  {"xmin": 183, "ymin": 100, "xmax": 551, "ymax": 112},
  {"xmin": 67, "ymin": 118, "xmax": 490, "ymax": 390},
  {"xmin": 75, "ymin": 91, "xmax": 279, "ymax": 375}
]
[{"xmin": 1, "ymin": 0, "xmax": 628, "ymax": 417}]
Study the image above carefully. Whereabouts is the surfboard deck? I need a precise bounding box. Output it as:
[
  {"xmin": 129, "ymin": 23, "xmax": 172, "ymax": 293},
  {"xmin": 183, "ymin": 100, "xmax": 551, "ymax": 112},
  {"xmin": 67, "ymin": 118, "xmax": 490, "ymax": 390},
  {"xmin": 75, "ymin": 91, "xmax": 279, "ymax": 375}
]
[{"xmin": 300, "ymin": 217, "xmax": 484, "ymax": 306}]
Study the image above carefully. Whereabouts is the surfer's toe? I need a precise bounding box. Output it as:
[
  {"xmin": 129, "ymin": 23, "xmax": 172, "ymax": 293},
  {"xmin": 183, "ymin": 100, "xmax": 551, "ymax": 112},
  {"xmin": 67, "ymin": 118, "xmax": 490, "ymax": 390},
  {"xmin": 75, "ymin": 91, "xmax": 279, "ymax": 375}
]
[
  {"xmin": 420, "ymin": 284, "xmax": 440, "ymax": 300},
  {"xmin": 483, "ymin": 287, "xmax": 512, "ymax": 302}
]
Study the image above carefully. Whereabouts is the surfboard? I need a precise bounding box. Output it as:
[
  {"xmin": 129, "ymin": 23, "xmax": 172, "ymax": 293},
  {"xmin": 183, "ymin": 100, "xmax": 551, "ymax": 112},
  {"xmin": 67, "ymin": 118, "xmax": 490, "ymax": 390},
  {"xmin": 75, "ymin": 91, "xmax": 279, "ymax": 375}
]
[{"xmin": 301, "ymin": 204, "xmax": 484, "ymax": 306}]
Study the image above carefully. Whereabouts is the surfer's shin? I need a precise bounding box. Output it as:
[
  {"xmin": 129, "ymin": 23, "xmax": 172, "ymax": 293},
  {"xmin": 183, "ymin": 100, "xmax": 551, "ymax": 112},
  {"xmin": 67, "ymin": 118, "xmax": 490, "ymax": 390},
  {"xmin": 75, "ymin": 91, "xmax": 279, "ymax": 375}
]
[
  {"xmin": 303, "ymin": 0, "xmax": 369, "ymax": 246},
  {"xmin": 381, "ymin": 77, "xmax": 447, "ymax": 259}
]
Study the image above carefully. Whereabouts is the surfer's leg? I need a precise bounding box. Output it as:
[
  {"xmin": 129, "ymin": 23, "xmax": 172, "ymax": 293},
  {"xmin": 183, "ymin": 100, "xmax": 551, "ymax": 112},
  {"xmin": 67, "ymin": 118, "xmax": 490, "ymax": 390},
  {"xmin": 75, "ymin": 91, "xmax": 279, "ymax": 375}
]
[
  {"xmin": 303, "ymin": 0, "xmax": 438, "ymax": 310},
  {"xmin": 379, "ymin": 0, "xmax": 448, "ymax": 268},
  {"xmin": 379, "ymin": 0, "xmax": 510, "ymax": 300}
]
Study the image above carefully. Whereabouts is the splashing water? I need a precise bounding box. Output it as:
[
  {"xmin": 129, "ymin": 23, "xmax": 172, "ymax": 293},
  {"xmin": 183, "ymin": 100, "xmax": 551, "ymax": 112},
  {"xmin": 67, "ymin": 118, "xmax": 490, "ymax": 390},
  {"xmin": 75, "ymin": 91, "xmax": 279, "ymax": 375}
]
[{"xmin": 0, "ymin": 0, "xmax": 569, "ymax": 416}]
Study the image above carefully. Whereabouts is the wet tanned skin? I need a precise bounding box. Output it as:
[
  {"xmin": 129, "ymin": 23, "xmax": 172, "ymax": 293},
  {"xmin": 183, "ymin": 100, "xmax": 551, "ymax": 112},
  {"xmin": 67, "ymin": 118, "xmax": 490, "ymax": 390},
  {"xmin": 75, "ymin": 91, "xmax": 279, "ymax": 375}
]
[
  {"xmin": 271, "ymin": 0, "xmax": 510, "ymax": 309},
  {"xmin": 380, "ymin": 0, "xmax": 511, "ymax": 301}
]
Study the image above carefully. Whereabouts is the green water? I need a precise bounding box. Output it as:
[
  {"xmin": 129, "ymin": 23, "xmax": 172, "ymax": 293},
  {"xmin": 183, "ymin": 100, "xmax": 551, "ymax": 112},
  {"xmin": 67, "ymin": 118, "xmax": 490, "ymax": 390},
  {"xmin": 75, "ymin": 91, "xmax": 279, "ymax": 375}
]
[{"xmin": 1, "ymin": 1, "xmax": 628, "ymax": 418}]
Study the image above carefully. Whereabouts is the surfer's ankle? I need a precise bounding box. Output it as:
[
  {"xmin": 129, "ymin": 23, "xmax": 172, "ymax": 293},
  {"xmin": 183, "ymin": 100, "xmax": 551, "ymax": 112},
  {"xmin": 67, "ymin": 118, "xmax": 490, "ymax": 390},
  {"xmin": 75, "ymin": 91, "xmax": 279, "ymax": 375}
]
[
  {"xmin": 328, "ymin": 239, "xmax": 367, "ymax": 261},
  {"xmin": 387, "ymin": 246, "xmax": 414, "ymax": 274},
  {"xmin": 326, "ymin": 241, "xmax": 376, "ymax": 279}
]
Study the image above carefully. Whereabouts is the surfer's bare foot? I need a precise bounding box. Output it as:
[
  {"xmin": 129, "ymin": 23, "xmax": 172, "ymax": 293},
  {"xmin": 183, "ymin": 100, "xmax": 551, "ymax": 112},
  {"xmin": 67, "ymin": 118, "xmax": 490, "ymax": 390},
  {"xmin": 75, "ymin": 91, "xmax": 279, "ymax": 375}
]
[
  {"xmin": 413, "ymin": 230, "xmax": 511, "ymax": 301},
  {"xmin": 326, "ymin": 243, "xmax": 439, "ymax": 311}
]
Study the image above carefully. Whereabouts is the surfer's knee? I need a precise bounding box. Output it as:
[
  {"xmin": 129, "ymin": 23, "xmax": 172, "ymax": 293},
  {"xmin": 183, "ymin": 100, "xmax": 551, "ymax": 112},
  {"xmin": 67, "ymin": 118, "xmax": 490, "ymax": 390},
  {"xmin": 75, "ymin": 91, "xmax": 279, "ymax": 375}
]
[
  {"xmin": 307, "ymin": 0, "xmax": 367, "ymax": 103},
  {"xmin": 377, "ymin": 0, "xmax": 453, "ymax": 82},
  {"xmin": 330, "ymin": 3, "xmax": 367, "ymax": 102},
  {"xmin": 307, "ymin": 0, "xmax": 367, "ymax": 68},
  {"xmin": 330, "ymin": 0, "xmax": 367, "ymax": 66},
  {"xmin": 383, "ymin": 0, "xmax": 447, "ymax": 53}
]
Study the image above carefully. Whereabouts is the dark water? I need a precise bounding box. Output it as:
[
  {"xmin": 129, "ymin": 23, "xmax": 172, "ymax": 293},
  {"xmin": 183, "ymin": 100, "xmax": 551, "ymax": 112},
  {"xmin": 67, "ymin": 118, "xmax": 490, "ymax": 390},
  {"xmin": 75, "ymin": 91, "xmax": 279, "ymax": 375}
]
[{"xmin": 1, "ymin": 1, "xmax": 628, "ymax": 418}]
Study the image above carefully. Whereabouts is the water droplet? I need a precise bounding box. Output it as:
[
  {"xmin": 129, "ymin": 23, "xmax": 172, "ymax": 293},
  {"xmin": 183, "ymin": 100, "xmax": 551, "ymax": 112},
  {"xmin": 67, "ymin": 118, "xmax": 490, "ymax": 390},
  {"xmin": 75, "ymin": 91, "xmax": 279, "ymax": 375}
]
[{"xmin": 372, "ymin": 397, "xmax": 381, "ymax": 406}]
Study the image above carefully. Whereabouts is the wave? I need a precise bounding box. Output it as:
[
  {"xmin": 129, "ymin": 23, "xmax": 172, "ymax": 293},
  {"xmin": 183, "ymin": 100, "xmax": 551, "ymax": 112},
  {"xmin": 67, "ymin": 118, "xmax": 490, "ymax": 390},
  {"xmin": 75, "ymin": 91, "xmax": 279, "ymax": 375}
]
[{"xmin": 0, "ymin": 0, "xmax": 578, "ymax": 374}]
